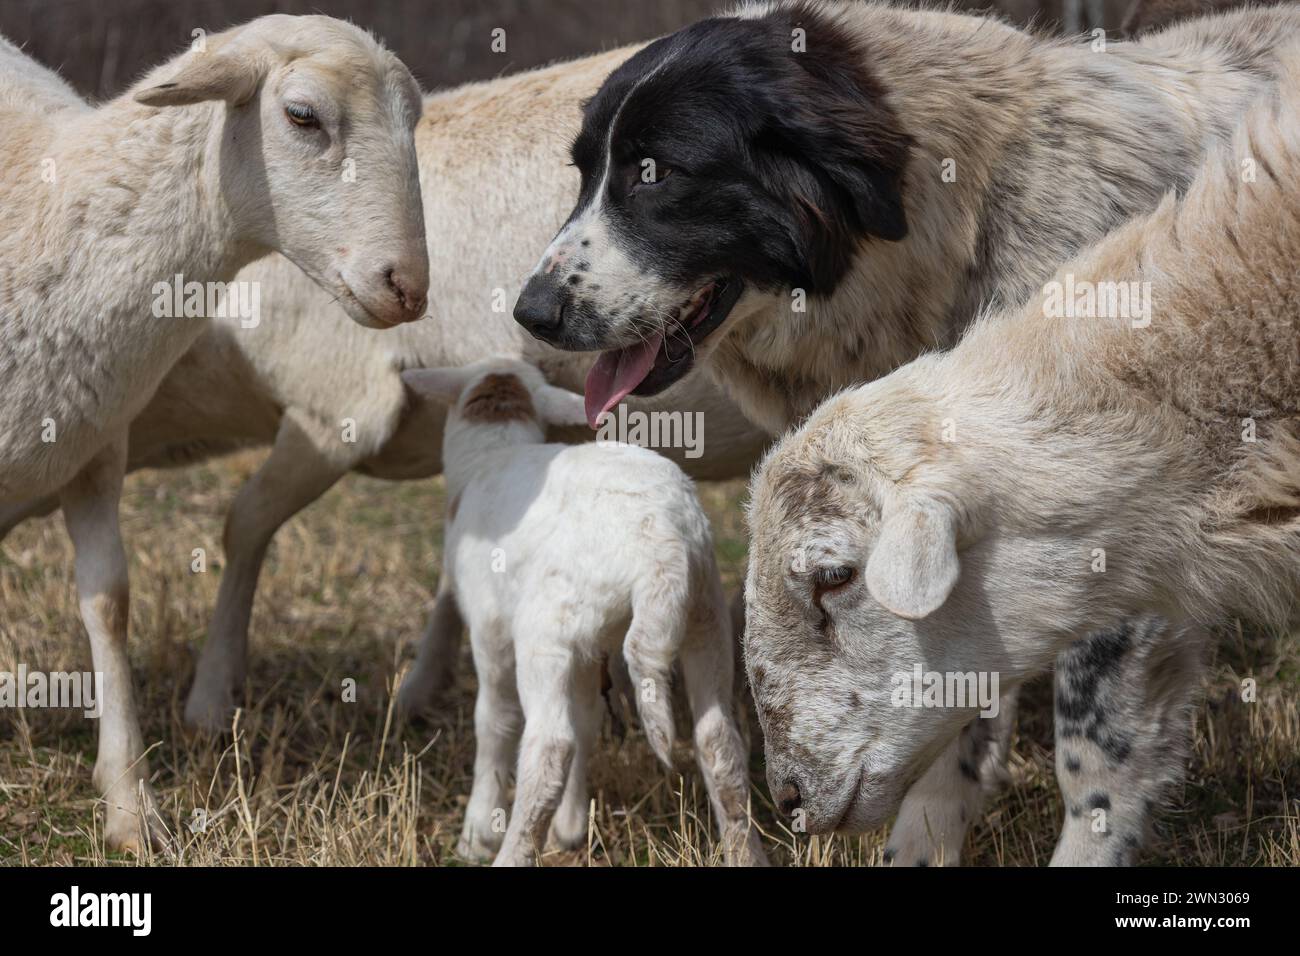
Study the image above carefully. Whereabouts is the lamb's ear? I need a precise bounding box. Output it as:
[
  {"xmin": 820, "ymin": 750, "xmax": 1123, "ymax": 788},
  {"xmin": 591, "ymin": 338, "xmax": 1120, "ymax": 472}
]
[
  {"xmin": 400, "ymin": 367, "xmax": 471, "ymax": 405},
  {"xmin": 535, "ymin": 384, "xmax": 589, "ymax": 428},
  {"xmin": 864, "ymin": 501, "xmax": 959, "ymax": 620},
  {"xmin": 135, "ymin": 52, "xmax": 262, "ymax": 107}
]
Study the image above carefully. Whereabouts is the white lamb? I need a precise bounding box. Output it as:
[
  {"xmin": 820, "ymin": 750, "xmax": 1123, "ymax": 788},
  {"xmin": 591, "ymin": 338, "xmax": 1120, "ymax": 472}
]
[
  {"xmin": 744, "ymin": 49, "xmax": 1300, "ymax": 862},
  {"xmin": 0, "ymin": 16, "xmax": 428, "ymax": 851},
  {"xmin": 401, "ymin": 358, "xmax": 768, "ymax": 867},
  {"xmin": 0, "ymin": 48, "xmax": 768, "ymax": 736}
]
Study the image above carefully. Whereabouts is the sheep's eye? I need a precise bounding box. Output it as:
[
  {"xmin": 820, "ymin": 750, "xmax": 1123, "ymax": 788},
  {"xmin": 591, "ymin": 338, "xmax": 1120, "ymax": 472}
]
[
  {"xmin": 813, "ymin": 566, "xmax": 855, "ymax": 596},
  {"xmin": 285, "ymin": 103, "xmax": 319, "ymax": 128}
]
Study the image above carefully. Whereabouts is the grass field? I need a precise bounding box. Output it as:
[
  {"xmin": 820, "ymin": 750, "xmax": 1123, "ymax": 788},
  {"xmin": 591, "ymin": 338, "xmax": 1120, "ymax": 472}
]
[{"xmin": 1, "ymin": 451, "xmax": 1296, "ymax": 866}]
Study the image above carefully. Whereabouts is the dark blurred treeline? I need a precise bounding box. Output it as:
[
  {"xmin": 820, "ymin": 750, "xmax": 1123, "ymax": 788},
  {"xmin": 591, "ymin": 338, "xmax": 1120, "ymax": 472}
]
[{"xmin": 2, "ymin": 0, "xmax": 1137, "ymax": 99}]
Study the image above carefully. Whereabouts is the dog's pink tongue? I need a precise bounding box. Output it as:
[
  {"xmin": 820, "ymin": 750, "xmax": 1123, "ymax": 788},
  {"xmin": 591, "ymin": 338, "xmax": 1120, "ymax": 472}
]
[{"xmin": 584, "ymin": 331, "xmax": 664, "ymax": 428}]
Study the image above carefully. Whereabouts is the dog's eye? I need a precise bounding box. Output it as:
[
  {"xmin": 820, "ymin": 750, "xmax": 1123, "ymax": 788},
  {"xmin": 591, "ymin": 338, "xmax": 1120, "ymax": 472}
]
[
  {"xmin": 634, "ymin": 161, "xmax": 673, "ymax": 190},
  {"xmin": 285, "ymin": 103, "xmax": 319, "ymax": 129}
]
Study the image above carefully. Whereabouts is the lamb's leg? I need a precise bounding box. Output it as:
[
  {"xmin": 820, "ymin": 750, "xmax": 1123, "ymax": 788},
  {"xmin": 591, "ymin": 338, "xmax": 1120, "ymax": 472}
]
[
  {"xmin": 0, "ymin": 494, "xmax": 59, "ymax": 543},
  {"xmin": 394, "ymin": 578, "xmax": 464, "ymax": 720},
  {"xmin": 681, "ymin": 582, "xmax": 769, "ymax": 866},
  {"xmin": 1050, "ymin": 618, "xmax": 1206, "ymax": 866},
  {"xmin": 60, "ymin": 437, "xmax": 166, "ymax": 853},
  {"xmin": 458, "ymin": 630, "xmax": 522, "ymax": 862},
  {"xmin": 184, "ymin": 414, "xmax": 348, "ymax": 730},
  {"xmin": 494, "ymin": 648, "xmax": 581, "ymax": 867},
  {"xmin": 622, "ymin": 586, "xmax": 685, "ymax": 766},
  {"xmin": 884, "ymin": 688, "xmax": 1017, "ymax": 866},
  {"xmin": 546, "ymin": 661, "xmax": 602, "ymax": 852},
  {"xmin": 602, "ymin": 649, "xmax": 635, "ymax": 736}
]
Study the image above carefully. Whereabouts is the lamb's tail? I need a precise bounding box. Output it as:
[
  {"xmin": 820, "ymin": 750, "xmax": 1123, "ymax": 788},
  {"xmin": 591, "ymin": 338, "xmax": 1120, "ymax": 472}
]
[{"xmin": 623, "ymin": 559, "xmax": 692, "ymax": 767}]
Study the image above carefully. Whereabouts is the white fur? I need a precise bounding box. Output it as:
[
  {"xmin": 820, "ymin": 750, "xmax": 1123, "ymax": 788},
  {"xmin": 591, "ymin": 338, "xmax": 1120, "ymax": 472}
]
[
  {"xmin": 0, "ymin": 50, "xmax": 768, "ymax": 733},
  {"xmin": 0, "ymin": 15, "xmax": 427, "ymax": 852},
  {"xmin": 745, "ymin": 53, "xmax": 1300, "ymax": 857},
  {"xmin": 399, "ymin": 358, "xmax": 767, "ymax": 866}
]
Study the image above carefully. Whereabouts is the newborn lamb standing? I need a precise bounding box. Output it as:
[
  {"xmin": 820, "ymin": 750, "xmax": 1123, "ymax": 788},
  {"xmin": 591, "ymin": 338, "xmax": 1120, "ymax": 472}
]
[{"xmin": 401, "ymin": 359, "xmax": 767, "ymax": 867}]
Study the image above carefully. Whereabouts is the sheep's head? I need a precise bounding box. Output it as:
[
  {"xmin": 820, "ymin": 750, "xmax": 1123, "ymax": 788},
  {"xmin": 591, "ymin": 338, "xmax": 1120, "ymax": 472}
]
[
  {"xmin": 400, "ymin": 358, "xmax": 590, "ymax": 435},
  {"xmin": 744, "ymin": 360, "xmax": 1088, "ymax": 835},
  {"xmin": 135, "ymin": 14, "xmax": 428, "ymax": 329}
]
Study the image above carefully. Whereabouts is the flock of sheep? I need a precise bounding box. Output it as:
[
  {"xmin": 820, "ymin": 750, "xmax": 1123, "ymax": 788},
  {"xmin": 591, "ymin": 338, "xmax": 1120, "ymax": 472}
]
[{"xmin": 1, "ymin": 0, "xmax": 1297, "ymax": 866}]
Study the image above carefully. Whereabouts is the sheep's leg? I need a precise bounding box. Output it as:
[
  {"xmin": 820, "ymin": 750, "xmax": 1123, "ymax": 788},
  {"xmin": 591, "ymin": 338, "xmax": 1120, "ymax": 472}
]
[
  {"xmin": 0, "ymin": 493, "xmax": 59, "ymax": 543},
  {"xmin": 884, "ymin": 688, "xmax": 1018, "ymax": 866},
  {"xmin": 60, "ymin": 437, "xmax": 165, "ymax": 854},
  {"xmin": 622, "ymin": 585, "xmax": 686, "ymax": 766},
  {"xmin": 727, "ymin": 587, "xmax": 754, "ymax": 757},
  {"xmin": 184, "ymin": 414, "xmax": 348, "ymax": 731},
  {"xmin": 546, "ymin": 661, "xmax": 602, "ymax": 852},
  {"xmin": 1050, "ymin": 618, "xmax": 1206, "ymax": 866},
  {"xmin": 602, "ymin": 650, "xmax": 635, "ymax": 736},
  {"xmin": 394, "ymin": 578, "xmax": 464, "ymax": 720},
  {"xmin": 494, "ymin": 647, "xmax": 581, "ymax": 867},
  {"xmin": 458, "ymin": 628, "xmax": 522, "ymax": 862},
  {"xmin": 681, "ymin": 582, "xmax": 769, "ymax": 866}
]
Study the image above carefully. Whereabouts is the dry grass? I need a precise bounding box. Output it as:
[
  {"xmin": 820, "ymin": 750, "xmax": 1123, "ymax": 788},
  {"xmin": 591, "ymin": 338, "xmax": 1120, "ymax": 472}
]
[{"xmin": 0, "ymin": 451, "xmax": 1296, "ymax": 866}]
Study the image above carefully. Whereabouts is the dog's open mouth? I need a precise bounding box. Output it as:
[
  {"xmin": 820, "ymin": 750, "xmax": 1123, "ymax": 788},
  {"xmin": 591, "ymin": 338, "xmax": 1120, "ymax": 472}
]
[{"xmin": 583, "ymin": 278, "xmax": 743, "ymax": 428}]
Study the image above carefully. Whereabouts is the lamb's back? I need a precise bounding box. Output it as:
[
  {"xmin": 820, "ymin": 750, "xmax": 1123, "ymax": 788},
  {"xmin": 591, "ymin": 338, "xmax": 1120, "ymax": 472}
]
[{"xmin": 448, "ymin": 442, "xmax": 710, "ymax": 612}]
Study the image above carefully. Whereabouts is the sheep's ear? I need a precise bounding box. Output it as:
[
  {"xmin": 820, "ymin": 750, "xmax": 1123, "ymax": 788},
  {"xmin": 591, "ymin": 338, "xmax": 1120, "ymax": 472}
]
[
  {"xmin": 401, "ymin": 367, "xmax": 470, "ymax": 405},
  {"xmin": 135, "ymin": 53, "xmax": 262, "ymax": 107},
  {"xmin": 535, "ymin": 384, "xmax": 589, "ymax": 428},
  {"xmin": 865, "ymin": 502, "xmax": 959, "ymax": 620}
]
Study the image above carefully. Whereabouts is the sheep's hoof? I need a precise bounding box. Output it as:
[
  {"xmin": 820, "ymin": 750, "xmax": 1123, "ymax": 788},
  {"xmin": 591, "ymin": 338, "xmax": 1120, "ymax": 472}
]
[
  {"xmin": 490, "ymin": 844, "xmax": 537, "ymax": 868},
  {"xmin": 546, "ymin": 814, "xmax": 587, "ymax": 852},
  {"xmin": 394, "ymin": 672, "xmax": 453, "ymax": 725},
  {"xmin": 456, "ymin": 832, "xmax": 500, "ymax": 864},
  {"xmin": 183, "ymin": 685, "xmax": 237, "ymax": 734},
  {"xmin": 394, "ymin": 690, "xmax": 439, "ymax": 726},
  {"xmin": 724, "ymin": 826, "xmax": 771, "ymax": 867},
  {"xmin": 103, "ymin": 789, "xmax": 170, "ymax": 856}
]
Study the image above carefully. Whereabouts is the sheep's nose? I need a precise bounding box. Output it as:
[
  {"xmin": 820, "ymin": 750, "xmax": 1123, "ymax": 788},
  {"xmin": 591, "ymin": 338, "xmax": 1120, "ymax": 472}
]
[
  {"xmin": 514, "ymin": 272, "xmax": 569, "ymax": 341},
  {"xmin": 384, "ymin": 264, "xmax": 427, "ymax": 322},
  {"xmin": 775, "ymin": 780, "xmax": 802, "ymax": 817}
]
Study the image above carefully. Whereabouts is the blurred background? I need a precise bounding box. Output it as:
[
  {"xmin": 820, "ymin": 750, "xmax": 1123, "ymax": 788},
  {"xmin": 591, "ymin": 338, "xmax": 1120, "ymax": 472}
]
[{"xmin": 2, "ymin": 0, "xmax": 1147, "ymax": 99}]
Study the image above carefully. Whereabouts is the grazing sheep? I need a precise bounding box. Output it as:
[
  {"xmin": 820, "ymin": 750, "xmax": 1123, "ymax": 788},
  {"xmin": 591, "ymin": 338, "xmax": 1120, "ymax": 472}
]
[
  {"xmin": 0, "ymin": 16, "xmax": 428, "ymax": 851},
  {"xmin": 744, "ymin": 54, "xmax": 1300, "ymax": 863},
  {"xmin": 0, "ymin": 23, "xmax": 1213, "ymax": 867},
  {"xmin": 401, "ymin": 358, "xmax": 767, "ymax": 867},
  {"xmin": 515, "ymin": 0, "xmax": 1300, "ymax": 864}
]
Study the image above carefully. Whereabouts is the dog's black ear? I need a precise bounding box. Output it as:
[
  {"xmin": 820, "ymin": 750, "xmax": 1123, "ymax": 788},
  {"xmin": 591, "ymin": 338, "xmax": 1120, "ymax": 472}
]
[
  {"xmin": 775, "ymin": 73, "xmax": 910, "ymax": 244},
  {"xmin": 756, "ymin": 8, "xmax": 911, "ymax": 289}
]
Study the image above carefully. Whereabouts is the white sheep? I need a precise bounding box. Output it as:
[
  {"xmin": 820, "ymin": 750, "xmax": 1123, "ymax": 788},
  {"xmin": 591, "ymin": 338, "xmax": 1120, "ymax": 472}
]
[
  {"xmin": 400, "ymin": 358, "xmax": 768, "ymax": 867},
  {"xmin": 0, "ymin": 47, "xmax": 768, "ymax": 735},
  {"xmin": 743, "ymin": 52, "xmax": 1300, "ymax": 862},
  {"xmin": 0, "ymin": 15, "xmax": 428, "ymax": 851}
]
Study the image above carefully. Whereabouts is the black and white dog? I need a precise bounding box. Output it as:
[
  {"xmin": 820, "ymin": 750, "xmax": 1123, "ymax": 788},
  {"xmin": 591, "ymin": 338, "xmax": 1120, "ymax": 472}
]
[
  {"xmin": 514, "ymin": 0, "xmax": 1300, "ymax": 864},
  {"xmin": 514, "ymin": 0, "xmax": 909, "ymax": 430}
]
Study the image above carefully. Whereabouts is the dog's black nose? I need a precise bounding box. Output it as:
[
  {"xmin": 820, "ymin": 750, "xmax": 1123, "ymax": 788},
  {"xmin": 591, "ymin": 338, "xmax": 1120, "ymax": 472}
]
[
  {"xmin": 514, "ymin": 273, "xmax": 568, "ymax": 339},
  {"xmin": 776, "ymin": 780, "xmax": 802, "ymax": 817}
]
